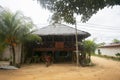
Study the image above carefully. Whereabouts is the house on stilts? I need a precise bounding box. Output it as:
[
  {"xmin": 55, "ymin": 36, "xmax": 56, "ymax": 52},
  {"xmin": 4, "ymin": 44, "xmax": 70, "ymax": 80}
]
[{"xmin": 25, "ymin": 23, "xmax": 90, "ymax": 63}]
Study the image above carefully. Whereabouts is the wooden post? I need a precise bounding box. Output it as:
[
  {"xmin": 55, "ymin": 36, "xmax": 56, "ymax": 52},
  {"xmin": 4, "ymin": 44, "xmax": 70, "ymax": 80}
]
[{"xmin": 75, "ymin": 21, "xmax": 79, "ymax": 66}]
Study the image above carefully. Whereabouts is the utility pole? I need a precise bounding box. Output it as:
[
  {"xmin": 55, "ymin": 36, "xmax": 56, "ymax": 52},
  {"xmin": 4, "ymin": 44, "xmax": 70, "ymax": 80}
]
[{"xmin": 75, "ymin": 20, "xmax": 79, "ymax": 66}]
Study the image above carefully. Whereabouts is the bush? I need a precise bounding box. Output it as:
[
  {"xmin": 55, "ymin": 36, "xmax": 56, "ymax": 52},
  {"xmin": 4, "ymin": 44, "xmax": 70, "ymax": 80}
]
[
  {"xmin": 93, "ymin": 54, "xmax": 120, "ymax": 61},
  {"xmin": 115, "ymin": 53, "xmax": 120, "ymax": 58},
  {"xmin": 115, "ymin": 53, "xmax": 120, "ymax": 56}
]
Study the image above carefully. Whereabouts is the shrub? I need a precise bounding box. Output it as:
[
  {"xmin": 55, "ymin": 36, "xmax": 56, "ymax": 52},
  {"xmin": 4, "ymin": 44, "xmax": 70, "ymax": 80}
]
[{"xmin": 115, "ymin": 53, "xmax": 120, "ymax": 58}]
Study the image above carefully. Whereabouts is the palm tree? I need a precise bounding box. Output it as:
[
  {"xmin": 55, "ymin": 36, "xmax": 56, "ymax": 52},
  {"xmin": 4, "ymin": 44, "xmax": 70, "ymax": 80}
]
[
  {"xmin": 82, "ymin": 39, "xmax": 97, "ymax": 64},
  {"xmin": 0, "ymin": 9, "xmax": 41, "ymax": 66}
]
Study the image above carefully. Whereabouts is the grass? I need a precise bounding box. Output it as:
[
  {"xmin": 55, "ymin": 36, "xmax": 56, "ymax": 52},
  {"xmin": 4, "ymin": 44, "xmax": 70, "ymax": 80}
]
[{"xmin": 92, "ymin": 54, "xmax": 120, "ymax": 61}]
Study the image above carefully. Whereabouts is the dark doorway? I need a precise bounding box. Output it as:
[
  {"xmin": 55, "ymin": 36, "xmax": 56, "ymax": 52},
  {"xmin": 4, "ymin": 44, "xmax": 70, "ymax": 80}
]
[{"xmin": 54, "ymin": 51, "xmax": 72, "ymax": 63}]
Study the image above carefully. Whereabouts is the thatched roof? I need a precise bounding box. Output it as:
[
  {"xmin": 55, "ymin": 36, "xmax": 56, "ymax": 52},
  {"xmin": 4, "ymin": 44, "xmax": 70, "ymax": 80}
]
[{"xmin": 34, "ymin": 23, "xmax": 90, "ymax": 38}]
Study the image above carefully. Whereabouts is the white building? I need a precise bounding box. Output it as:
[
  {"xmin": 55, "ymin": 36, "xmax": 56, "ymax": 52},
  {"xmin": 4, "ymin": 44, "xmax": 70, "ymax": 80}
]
[{"xmin": 96, "ymin": 43, "xmax": 120, "ymax": 57}]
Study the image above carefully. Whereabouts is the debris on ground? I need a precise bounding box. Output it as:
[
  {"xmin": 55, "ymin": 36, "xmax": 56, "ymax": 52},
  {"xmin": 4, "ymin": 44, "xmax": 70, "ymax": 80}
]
[{"xmin": 0, "ymin": 65, "xmax": 18, "ymax": 70}]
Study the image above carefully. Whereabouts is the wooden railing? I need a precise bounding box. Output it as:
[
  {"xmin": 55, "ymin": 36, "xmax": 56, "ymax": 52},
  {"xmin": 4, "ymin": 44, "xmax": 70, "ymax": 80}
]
[{"xmin": 34, "ymin": 41, "xmax": 75, "ymax": 49}]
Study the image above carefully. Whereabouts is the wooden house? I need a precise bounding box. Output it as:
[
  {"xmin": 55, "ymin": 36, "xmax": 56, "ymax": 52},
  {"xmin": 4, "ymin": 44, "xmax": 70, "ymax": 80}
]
[{"xmin": 28, "ymin": 23, "xmax": 90, "ymax": 63}]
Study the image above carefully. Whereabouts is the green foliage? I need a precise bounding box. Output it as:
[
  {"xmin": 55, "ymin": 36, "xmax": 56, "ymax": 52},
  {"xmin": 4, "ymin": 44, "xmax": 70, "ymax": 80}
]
[
  {"xmin": 37, "ymin": 0, "xmax": 120, "ymax": 24},
  {"xmin": 115, "ymin": 53, "xmax": 120, "ymax": 56},
  {"xmin": 0, "ymin": 8, "xmax": 41, "ymax": 65},
  {"xmin": 115, "ymin": 53, "xmax": 120, "ymax": 58},
  {"xmin": 93, "ymin": 54, "xmax": 120, "ymax": 61},
  {"xmin": 24, "ymin": 34, "xmax": 42, "ymax": 43},
  {"xmin": 97, "ymin": 42, "xmax": 106, "ymax": 47},
  {"xmin": 112, "ymin": 39, "xmax": 120, "ymax": 43},
  {"xmin": 79, "ymin": 39, "xmax": 97, "ymax": 65},
  {"xmin": 82, "ymin": 39, "xmax": 97, "ymax": 54},
  {"xmin": 0, "ymin": 9, "xmax": 32, "ymax": 45},
  {"xmin": 0, "ymin": 8, "xmax": 40, "ymax": 45}
]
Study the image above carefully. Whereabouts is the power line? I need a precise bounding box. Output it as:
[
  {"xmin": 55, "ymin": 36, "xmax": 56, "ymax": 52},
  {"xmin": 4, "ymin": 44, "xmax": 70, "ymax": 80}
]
[
  {"xmin": 84, "ymin": 23, "xmax": 119, "ymax": 28},
  {"xmin": 77, "ymin": 23, "xmax": 120, "ymax": 30},
  {"xmin": 77, "ymin": 22, "xmax": 120, "ymax": 30},
  {"xmin": 77, "ymin": 24, "xmax": 120, "ymax": 33},
  {"xmin": 77, "ymin": 24, "xmax": 120, "ymax": 32}
]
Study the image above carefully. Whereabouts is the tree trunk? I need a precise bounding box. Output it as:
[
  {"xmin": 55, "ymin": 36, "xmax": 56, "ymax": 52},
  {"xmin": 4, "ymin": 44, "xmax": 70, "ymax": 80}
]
[{"xmin": 11, "ymin": 45, "xmax": 16, "ymax": 65}]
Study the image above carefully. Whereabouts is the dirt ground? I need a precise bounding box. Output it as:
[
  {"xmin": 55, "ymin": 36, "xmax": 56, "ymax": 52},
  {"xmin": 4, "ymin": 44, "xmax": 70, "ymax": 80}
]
[{"xmin": 0, "ymin": 56, "xmax": 120, "ymax": 80}]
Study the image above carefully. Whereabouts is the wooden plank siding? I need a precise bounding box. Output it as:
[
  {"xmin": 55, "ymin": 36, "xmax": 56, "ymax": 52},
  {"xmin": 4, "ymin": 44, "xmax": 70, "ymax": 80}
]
[{"xmin": 33, "ymin": 41, "xmax": 76, "ymax": 52}]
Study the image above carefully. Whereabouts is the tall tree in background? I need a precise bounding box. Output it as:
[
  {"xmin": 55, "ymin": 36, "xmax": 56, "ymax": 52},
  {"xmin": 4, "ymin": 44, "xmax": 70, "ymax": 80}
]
[
  {"xmin": 98, "ymin": 42, "xmax": 106, "ymax": 46},
  {"xmin": 37, "ymin": 0, "xmax": 120, "ymax": 23},
  {"xmin": 112, "ymin": 39, "xmax": 120, "ymax": 43},
  {"xmin": 0, "ymin": 9, "xmax": 41, "ymax": 66}
]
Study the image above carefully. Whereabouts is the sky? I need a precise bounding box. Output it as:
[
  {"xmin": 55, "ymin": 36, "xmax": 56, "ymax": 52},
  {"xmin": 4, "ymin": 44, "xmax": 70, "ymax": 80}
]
[{"xmin": 0, "ymin": 0, "xmax": 120, "ymax": 43}]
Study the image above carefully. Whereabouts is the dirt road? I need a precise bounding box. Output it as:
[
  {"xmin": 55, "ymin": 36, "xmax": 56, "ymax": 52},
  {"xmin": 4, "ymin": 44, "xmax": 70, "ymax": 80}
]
[{"xmin": 0, "ymin": 56, "xmax": 120, "ymax": 80}]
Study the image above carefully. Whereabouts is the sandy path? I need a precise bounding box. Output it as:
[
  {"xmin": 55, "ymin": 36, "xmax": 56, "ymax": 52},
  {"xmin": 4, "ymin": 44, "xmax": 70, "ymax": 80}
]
[{"xmin": 0, "ymin": 56, "xmax": 120, "ymax": 80}]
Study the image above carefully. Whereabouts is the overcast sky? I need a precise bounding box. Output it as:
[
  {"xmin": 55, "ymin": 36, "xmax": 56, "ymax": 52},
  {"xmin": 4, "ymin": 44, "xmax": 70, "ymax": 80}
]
[{"xmin": 0, "ymin": 0, "xmax": 120, "ymax": 43}]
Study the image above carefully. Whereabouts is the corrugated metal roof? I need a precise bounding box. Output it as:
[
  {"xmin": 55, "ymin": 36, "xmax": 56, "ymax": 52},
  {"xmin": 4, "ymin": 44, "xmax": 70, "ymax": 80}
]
[
  {"xmin": 34, "ymin": 23, "xmax": 90, "ymax": 37},
  {"xmin": 99, "ymin": 43, "xmax": 120, "ymax": 48}
]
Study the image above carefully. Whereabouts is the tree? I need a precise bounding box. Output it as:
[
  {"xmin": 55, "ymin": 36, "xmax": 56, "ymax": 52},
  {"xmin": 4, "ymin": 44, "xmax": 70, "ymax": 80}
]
[
  {"xmin": 37, "ymin": 0, "xmax": 120, "ymax": 23},
  {"xmin": 82, "ymin": 39, "xmax": 97, "ymax": 64},
  {"xmin": 98, "ymin": 42, "xmax": 106, "ymax": 46},
  {"xmin": 0, "ymin": 9, "xmax": 41, "ymax": 66},
  {"xmin": 112, "ymin": 39, "xmax": 120, "ymax": 43}
]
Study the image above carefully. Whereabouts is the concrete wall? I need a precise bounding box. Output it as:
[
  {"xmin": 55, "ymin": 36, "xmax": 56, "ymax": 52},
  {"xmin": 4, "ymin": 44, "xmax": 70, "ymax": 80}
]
[
  {"xmin": 96, "ymin": 47, "xmax": 120, "ymax": 57},
  {"xmin": 1, "ymin": 47, "xmax": 11, "ymax": 60},
  {"xmin": 15, "ymin": 44, "xmax": 21, "ymax": 64},
  {"xmin": 1, "ymin": 44, "xmax": 21, "ymax": 64}
]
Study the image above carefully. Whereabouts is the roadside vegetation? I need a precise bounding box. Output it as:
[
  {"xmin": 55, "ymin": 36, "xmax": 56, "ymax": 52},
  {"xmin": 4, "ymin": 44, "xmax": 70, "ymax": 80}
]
[
  {"xmin": 79, "ymin": 39, "xmax": 97, "ymax": 66},
  {"xmin": 92, "ymin": 53, "xmax": 120, "ymax": 61}
]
